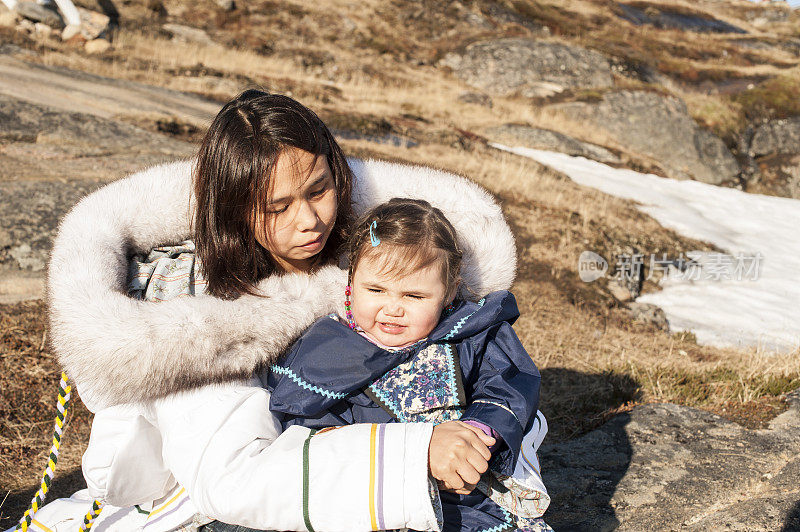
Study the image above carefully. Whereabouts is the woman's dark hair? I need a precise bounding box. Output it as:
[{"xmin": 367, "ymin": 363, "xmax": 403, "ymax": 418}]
[
  {"xmin": 347, "ymin": 198, "xmax": 462, "ymax": 299},
  {"xmin": 194, "ymin": 90, "xmax": 354, "ymax": 298}
]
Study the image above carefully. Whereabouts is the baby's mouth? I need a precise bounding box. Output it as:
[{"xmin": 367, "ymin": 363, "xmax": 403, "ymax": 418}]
[{"xmin": 378, "ymin": 322, "xmax": 406, "ymax": 334}]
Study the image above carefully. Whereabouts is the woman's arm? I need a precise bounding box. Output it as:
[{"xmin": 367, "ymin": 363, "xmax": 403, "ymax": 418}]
[{"xmin": 153, "ymin": 382, "xmax": 440, "ymax": 532}]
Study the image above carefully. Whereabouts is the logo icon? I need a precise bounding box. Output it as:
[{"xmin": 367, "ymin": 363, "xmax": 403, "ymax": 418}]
[{"xmin": 578, "ymin": 251, "xmax": 608, "ymax": 282}]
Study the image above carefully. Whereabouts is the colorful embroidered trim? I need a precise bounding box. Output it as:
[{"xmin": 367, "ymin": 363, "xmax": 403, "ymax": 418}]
[
  {"xmin": 367, "ymin": 383, "xmax": 408, "ymax": 422},
  {"xmin": 442, "ymin": 298, "xmax": 486, "ymax": 340},
  {"xmin": 302, "ymin": 429, "xmax": 319, "ymax": 532},
  {"xmin": 271, "ymin": 365, "xmax": 347, "ymax": 400}
]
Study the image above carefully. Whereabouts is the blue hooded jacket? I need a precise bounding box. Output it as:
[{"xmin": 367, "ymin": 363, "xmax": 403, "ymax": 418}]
[{"xmin": 264, "ymin": 290, "xmax": 540, "ymax": 476}]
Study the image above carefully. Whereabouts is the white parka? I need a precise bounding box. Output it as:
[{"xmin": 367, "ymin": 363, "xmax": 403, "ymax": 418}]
[{"xmin": 30, "ymin": 158, "xmax": 523, "ymax": 531}]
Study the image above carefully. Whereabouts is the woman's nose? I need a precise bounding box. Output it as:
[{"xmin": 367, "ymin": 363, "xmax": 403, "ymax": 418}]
[{"xmin": 294, "ymin": 200, "xmax": 319, "ymax": 231}]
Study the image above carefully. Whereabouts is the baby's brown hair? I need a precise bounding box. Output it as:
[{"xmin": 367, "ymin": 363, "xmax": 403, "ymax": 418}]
[{"xmin": 347, "ymin": 198, "xmax": 462, "ymax": 299}]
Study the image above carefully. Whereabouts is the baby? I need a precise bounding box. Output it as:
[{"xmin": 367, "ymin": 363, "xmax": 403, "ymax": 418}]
[{"xmin": 267, "ymin": 198, "xmax": 551, "ymax": 531}]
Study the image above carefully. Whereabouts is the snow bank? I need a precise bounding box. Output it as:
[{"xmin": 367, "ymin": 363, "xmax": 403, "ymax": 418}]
[{"xmin": 497, "ymin": 145, "xmax": 800, "ymax": 352}]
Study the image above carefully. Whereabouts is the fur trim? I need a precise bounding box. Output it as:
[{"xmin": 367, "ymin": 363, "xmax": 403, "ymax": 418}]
[{"xmin": 48, "ymin": 159, "xmax": 516, "ymax": 410}]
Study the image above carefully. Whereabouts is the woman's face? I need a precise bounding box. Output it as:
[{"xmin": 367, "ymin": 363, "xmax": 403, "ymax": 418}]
[{"xmin": 253, "ymin": 148, "xmax": 338, "ymax": 273}]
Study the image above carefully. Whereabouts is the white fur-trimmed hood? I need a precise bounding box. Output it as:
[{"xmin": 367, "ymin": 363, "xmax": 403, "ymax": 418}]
[{"xmin": 48, "ymin": 158, "xmax": 516, "ymax": 411}]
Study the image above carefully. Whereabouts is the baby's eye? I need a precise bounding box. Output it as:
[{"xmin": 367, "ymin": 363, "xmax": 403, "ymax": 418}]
[
  {"xmin": 367, "ymin": 288, "xmax": 383, "ymax": 293},
  {"xmin": 406, "ymin": 294, "xmax": 424, "ymax": 299}
]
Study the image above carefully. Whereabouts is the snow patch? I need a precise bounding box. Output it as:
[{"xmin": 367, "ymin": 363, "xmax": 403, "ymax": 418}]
[{"xmin": 497, "ymin": 145, "xmax": 800, "ymax": 352}]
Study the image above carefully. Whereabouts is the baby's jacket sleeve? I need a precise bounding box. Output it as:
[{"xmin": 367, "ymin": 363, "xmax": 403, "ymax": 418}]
[{"xmin": 459, "ymin": 320, "xmax": 541, "ymax": 476}]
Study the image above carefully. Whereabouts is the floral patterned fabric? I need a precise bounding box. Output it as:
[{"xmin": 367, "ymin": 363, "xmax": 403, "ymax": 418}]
[{"xmin": 366, "ymin": 343, "xmax": 466, "ymax": 424}]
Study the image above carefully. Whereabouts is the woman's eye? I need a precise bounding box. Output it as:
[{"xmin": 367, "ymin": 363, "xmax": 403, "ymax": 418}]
[
  {"xmin": 267, "ymin": 205, "xmax": 289, "ymax": 215},
  {"xmin": 310, "ymin": 186, "xmax": 327, "ymax": 198}
]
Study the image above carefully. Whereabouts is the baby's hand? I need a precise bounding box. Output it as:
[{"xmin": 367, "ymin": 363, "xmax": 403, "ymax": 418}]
[{"xmin": 428, "ymin": 420, "xmax": 494, "ymax": 495}]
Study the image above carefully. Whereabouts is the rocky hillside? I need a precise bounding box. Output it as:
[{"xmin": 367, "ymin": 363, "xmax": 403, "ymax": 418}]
[{"xmin": 1, "ymin": 0, "xmax": 799, "ymax": 529}]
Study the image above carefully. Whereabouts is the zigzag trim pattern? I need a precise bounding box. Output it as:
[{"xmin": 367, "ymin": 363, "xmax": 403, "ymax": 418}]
[
  {"xmin": 270, "ymin": 365, "xmax": 347, "ymax": 400},
  {"xmin": 476, "ymin": 506, "xmax": 515, "ymax": 532},
  {"xmin": 443, "ymin": 344, "xmax": 460, "ymax": 405},
  {"xmin": 368, "ymin": 383, "xmax": 407, "ymax": 422},
  {"xmin": 442, "ymin": 298, "xmax": 486, "ymax": 341}
]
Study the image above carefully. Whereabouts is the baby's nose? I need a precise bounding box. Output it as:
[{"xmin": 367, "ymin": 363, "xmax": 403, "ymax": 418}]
[{"xmin": 384, "ymin": 301, "xmax": 404, "ymax": 316}]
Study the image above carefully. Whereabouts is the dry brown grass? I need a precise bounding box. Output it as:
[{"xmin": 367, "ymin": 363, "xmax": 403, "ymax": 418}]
[{"xmin": 0, "ymin": 302, "xmax": 93, "ymax": 529}]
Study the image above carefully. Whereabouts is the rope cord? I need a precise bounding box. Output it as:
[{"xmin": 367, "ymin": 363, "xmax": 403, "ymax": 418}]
[{"xmin": 14, "ymin": 372, "xmax": 104, "ymax": 532}]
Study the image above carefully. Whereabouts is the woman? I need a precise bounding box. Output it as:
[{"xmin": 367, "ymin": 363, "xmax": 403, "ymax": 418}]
[{"xmin": 37, "ymin": 91, "xmax": 527, "ymax": 530}]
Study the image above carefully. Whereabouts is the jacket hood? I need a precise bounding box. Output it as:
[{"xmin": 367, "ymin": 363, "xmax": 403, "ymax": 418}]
[{"xmin": 428, "ymin": 290, "xmax": 519, "ymax": 344}]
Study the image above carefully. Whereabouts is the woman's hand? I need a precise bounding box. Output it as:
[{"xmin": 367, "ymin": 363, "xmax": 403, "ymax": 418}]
[{"xmin": 428, "ymin": 420, "xmax": 494, "ymax": 495}]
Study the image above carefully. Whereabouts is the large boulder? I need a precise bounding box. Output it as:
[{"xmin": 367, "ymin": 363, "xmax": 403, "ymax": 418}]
[
  {"xmin": 751, "ymin": 117, "xmax": 800, "ymax": 157},
  {"xmin": 541, "ymin": 392, "xmax": 800, "ymax": 530},
  {"xmin": 440, "ymin": 38, "xmax": 612, "ymax": 97},
  {"xmin": 486, "ymin": 124, "xmax": 620, "ymax": 164},
  {"xmin": 551, "ymin": 90, "xmax": 739, "ymax": 185}
]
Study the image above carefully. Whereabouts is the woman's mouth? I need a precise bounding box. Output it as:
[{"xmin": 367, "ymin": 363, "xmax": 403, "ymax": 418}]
[
  {"xmin": 298, "ymin": 235, "xmax": 324, "ymax": 251},
  {"xmin": 378, "ymin": 322, "xmax": 406, "ymax": 334}
]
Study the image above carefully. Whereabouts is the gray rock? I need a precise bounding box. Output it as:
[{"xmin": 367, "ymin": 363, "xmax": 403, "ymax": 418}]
[
  {"xmin": 162, "ymin": 23, "xmax": 214, "ymax": 46},
  {"xmin": 0, "ymin": 94, "xmax": 195, "ymax": 192},
  {"xmin": 440, "ymin": 38, "xmax": 612, "ymax": 97},
  {"xmin": 457, "ymin": 92, "xmax": 493, "ymax": 108},
  {"xmin": 617, "ymin": 3, "xmax": 747, "ymax": 34},
  {"xmin": 626, "ymin": 302, "xmax": 668, "ymax": 331},
  {"xmin": 541, "ymin": 394, "xmax": 800, "ymax": 530},
  {"xmin": 75, "ymin": 7, "xmax": 111, "ymax": 41},
  {"xmin": 751, "ymin": 153, "xmax": 800, "ymax": 199},
  {"xmin": 0, "ymin": 180, "xmax": 102, "ymax": 273},
  {"xmin": 14, "ymin": 1, "xmax": 64, "ymax": 29},
  {"xmin": 751, "ymin": 117, "xmax": 800, "ymax": 157},
  {"xmin": 551, "ymin": 91, "xmax": 739, "ymax": 185},
  {"xmin": 487, "ymin": 124, "xmax": 620, "ymax": 164},
  {"xmin": 0, "ymin": 94, "xmax": 194, "ymax": 160}
]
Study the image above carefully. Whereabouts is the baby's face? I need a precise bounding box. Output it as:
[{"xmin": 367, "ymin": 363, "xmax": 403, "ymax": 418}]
[{"xmin": 351, "ymin": 254, "xmax": 450, "ymax": 348}]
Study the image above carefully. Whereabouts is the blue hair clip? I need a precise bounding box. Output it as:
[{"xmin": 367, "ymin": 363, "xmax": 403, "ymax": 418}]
[{"xmin": 369, "ymin": 220, "xmax": 381, "ymax": 247}]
